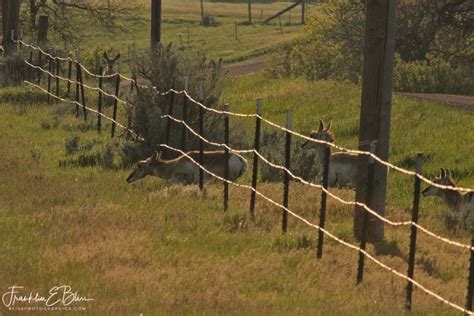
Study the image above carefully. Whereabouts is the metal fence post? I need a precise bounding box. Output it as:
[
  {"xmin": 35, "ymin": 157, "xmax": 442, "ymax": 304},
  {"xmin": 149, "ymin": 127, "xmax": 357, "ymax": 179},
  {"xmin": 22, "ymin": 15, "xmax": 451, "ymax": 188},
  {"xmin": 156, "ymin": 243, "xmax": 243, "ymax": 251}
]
[
  {"xmin": 224, "ymin": 103, "xmax": 230, "ymax": 212},
  {"xmin": 66, "ymin": 59, "xmax": 72, "ymax": 98},
  {"xmin": 37, "ymin": 51, "xmax": 42, "ymax": 84},
  {"xmin": 181, "ymin": 77, "xmax": 189, "ymax": 152},
  {"xmin": 97, "ymin": 66, "xmax": 103, "ymax": 133},
  {"xmin": 75, "ymin": 60, "xmax": 80, "ymax": 118},
  {"xmin": 405, "ymin": 153, "xmax": 423, "ymax": 310},
  {"xmin": 466, "ymin": 237, "xmax": 474, "ymax": 313},
  {"xmin": 77, "ymin": 60, "xmax": 87, "ymax": 121},
  {"xmin": 317, "ymin": 146, "xmax": 331, "ymax": 258},
  {"xmin": 356, "ymin": 141, "xmax": 377, "ymax": 284},
  {"xmin": 55, "ymin": 58, "xmax": 60, "ymax": 99},
  {"xmin": 282, "ymin": 109, "xmax": 292, "ymax": 234},
  {"xmin": 47, "ymin": 57, "xmax": 52, "ymax": 103},
  {"xmin": 198, "ymin": 82, "xmax": 205, "ymax": 191},
  {"xmin": 249, "ymin": 98, "xmax": 262, "ymax": 221},
  {"xmin": 165, "ymin": 79, "xmax": 176, "ymax": 156}
]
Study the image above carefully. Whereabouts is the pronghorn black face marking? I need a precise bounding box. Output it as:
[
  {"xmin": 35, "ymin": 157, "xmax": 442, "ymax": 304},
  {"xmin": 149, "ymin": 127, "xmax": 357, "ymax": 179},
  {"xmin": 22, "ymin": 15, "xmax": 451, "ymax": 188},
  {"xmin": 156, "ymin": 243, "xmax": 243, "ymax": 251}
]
[
  {"xmin": 103, "ymin": 52, "xmax": 121, "ymax": 75},
  {"xmin": 422, "ymin": 168, "xmax": 457, "ymax": 197},
  {"xmin": 302, "ymin": 119, "xmax": 334, "ymax": 149},
  {"xmin": 126, "ymin": 152, "xmax": 161, "ymax": 183}
]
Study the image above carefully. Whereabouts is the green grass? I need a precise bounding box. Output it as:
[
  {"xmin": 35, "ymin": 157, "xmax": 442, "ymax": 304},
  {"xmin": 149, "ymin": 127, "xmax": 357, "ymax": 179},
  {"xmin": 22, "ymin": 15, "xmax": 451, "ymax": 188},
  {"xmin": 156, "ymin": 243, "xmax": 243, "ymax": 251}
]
[{"xmin": 0, "ymin": 77, "xmax": 473, "ymax": 314}]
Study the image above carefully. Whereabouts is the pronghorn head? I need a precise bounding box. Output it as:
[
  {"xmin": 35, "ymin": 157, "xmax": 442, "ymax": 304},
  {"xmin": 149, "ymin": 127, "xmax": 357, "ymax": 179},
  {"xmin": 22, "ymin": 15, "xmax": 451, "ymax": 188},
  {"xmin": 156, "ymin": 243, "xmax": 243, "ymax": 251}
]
[
  {"xmin": 126, "ymin": 151, "xmax": 162, "ymax": 183},
  {"xmin": 422, "ymin": 168, "xmax": 457, "ymax": 197},
  {"xmin": 103, "ymin": 52, "xmax": 121, "ymax": 75},
  {"xmin": 302, "ymin": 119, "xmax": 335, "ymax": 150}
]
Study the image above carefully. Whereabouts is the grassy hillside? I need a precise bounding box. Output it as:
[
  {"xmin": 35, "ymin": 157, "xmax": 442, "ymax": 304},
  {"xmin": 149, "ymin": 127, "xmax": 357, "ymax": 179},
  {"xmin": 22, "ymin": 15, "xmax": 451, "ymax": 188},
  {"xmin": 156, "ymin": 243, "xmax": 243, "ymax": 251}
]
[
  {"xmin": 1, "ymin": 76, "xmax": 473, "ymax": 314},
  {"xmin": 58, "ymin": 0, "xmax": 305, "ymax": 65}
]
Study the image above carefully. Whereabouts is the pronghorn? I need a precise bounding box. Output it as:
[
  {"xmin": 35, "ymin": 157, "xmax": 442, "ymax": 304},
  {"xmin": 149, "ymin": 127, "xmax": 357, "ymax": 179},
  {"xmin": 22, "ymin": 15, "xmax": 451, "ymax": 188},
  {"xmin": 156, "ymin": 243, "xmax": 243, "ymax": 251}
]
[
  {"xmin": 127, "ymin": 150, "xmax": 248, "ymax": 185},
  {"xmin": 0, "ymin": 45, "xmax": 4, "ymax": 56},
  {"xmin": 301, "ymin": 119, "xmax": 364, "ymax": 188},
  {"xmin": 102, "ymin": 52, "xmax": 121, "ymax": 78},
  {"xmin": 422, "ymin": 168, "xmax": 474, "ymax": 228}
]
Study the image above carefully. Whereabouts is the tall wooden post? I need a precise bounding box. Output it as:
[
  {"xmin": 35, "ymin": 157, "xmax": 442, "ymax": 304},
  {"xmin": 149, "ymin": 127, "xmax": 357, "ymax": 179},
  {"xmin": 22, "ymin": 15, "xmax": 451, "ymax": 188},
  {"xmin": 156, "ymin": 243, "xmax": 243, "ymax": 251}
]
[
  {"xmin": 38, "ymin": 15, "xmax": 49, "ymax": 44},
  {"xmin": 200, "ymin": 0, "xmax": 204, "ymax": 22},
  {"xmin": 3, "ymin": 0, "xmax": 20, "ymax": 55},
  {"xmin": 151, "ymin": 0, "xmax": 162, "ymax": 48},
  {"xmin": 248, "ymin": 1, "xmax": 252, "ymax": 24},
  {"xmin": 354, "ymin": 0, "xmax": 397, "ymax": 242},
  {"xmin": 301, "ymin": 0, "xmax": 305, "ymax": 25}
]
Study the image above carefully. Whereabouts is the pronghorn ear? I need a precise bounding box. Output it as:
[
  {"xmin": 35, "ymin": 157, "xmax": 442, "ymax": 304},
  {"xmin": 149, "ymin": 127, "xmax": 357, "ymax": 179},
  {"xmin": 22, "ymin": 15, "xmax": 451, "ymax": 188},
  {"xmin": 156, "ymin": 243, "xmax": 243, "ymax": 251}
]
[
  {"xmin": 154, "ymin": 151, "xmax": 162, "ymax": 161},
  {"xmin": 114, "ymin": 53, "xmax": 121, "ymax": 62},
  {"xmin": 318, "ymin": 119, "xmax": 324, "ymax": 132},
  {"xmin": 103, "ymin": 52, "xmax": 109, "ymax": 61},
  {"xmin": 326, "ymin": 120, "xmax": 333, "ymax": 131},
  {"xmin": 440, "ymin": 168, "xmax": 446, "ymax": 178},
  {"xmin": 445, "ymin": 169, "xmax": 452, "ymax": 179}
]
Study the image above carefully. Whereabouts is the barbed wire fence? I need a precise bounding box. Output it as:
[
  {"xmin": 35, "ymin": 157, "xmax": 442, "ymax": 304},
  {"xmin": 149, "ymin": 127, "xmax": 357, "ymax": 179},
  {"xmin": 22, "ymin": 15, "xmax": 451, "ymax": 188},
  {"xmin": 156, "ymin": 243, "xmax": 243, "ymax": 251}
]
[{"xmin": 8, "ymin": 36, "xmax": 474, "ymax": 314}]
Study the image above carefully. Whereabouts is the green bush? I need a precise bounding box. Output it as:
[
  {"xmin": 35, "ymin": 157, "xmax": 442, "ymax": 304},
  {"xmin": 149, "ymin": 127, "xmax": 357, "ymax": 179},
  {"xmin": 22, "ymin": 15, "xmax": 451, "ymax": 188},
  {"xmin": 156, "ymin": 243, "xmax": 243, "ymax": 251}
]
[{"xmin": 394, "ymin": 56, "xmax": 474, "ymax": 95}]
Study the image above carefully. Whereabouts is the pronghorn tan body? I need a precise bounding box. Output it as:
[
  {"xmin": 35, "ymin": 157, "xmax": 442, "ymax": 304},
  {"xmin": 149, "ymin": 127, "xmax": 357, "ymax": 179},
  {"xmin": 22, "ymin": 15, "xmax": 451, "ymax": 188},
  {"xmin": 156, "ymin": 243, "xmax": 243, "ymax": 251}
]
[
  {"xmin": 127, "ymin": 151, "xmax": 248, "ymax": 185},
  {"xmin": 302, "ymin": 120, "xmax": 363, "ymax": 188},
  {"xmin": 422, "ymin": 168, "xmax": 474, "ymax": 228}
]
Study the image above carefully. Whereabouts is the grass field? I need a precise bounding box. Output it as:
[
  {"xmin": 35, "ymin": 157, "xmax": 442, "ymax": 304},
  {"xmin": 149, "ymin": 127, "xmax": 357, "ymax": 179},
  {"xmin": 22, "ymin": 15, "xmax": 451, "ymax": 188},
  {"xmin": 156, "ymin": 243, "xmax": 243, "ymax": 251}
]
[
  {"xmin": 2, "ymin": 0, "xmax": 474, "ymax": 314},
  {"xmin": 66, "ymin": 0, "xmax": 305, "ymax": 65},
  {"xmin": 0, "ymin": 74, "xmax": 473, "ymax": 314}
]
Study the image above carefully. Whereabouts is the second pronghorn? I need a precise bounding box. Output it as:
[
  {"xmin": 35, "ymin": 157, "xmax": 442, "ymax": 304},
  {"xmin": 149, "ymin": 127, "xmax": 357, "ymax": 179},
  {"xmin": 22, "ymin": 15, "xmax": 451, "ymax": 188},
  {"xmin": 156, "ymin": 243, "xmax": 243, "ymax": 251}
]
[
  {"xmin": 423, "ymin": 168, "xmax": 474, "ymax": 228},
  {"xmin": 127, "ymin": 150, "xmax": 248, "ymax": 185},
  {"xmin": 302, "ymin": 120, "xmax": 364, "ymax": 188}
]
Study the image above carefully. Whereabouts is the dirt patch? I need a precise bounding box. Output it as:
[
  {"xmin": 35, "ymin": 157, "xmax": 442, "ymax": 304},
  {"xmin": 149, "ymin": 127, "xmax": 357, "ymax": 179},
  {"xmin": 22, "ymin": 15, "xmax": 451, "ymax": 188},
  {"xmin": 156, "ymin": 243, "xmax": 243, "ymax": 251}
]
[
  {"xmin": 398, "ymin": 93, "xmax": 474, "ymax": 111},
  {"xmin": 225, "ymin": 58, "xmax": 267, "ymax": 76}
]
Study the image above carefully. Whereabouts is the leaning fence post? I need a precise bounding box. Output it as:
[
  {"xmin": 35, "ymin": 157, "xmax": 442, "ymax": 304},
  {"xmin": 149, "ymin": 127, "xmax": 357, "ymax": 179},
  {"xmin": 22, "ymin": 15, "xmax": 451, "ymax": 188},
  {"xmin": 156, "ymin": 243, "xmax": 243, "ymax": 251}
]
[
  {"xmin": 97, "ymin": 66, "xmax": 103, "ymax": 133},
  {"xmin": 75, "ymin": 58, "xmax": 80, "ymax": 118},
  {"xmin": 198, "ymin": 81, "xmax": 205, "ymax": 191},
  {"xmin": 181, "ymin": 77, "xmax": 189, "ymax": 152},
  {"xmin": 356, "ymin": 141, "xmax": 377, "ymax": 284},
  {"xmin": 47, "ymin": 57, "xmax": 52, "ymax": 103},
  {"xmin": 405, "ymin": 153, "xmax": 423, "ymax": 311},
  {"xmin": 466, "ymin": 236, "xmax": 474, "ymax": 313},
  {"xmin": 316, "ymin": 145, "xmax": 331, "ymax": 258},
  {"xmin": 224, "ymin": 103, "xmax": 230, "ymax": 212},
  {"xmin": 249, "ymin": 98, "xmax": 262, "ymax": 221},
  {"xmin": 77, "ymin": 59, "xmax": 87, "ymax": 121},
  {"xmin": 111, "ymin": 73, "xmax": 121, "ymax": 138},
  {"xmin": 66, "ymin": 59, "xmax": 72, "ymax": 98},
  {"xmin": 282, "ymin": 109, "xmax": 292, "ymax": 234}
]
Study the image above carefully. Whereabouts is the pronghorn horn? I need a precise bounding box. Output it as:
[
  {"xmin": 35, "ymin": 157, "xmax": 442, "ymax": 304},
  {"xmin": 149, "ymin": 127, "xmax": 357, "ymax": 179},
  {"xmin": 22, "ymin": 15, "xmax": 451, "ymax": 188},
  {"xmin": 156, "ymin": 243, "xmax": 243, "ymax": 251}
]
[
  {"xmin": 113, "ymin": 53, "xmax": 121, "ymax": 62},
  {"xmin": 318, "ymin": 119, "xmax": 324, "ymax": 132},
  {"xmin": 154, "ymin": 151, "xmax": 162, "ymax": 161},
  {"xmin": 103, "ymin": 52, "xmax": 109, "ymax": 61},
  {"xmin": 440, "ymin": 168, "xmax": 446, "ymax": 178}
]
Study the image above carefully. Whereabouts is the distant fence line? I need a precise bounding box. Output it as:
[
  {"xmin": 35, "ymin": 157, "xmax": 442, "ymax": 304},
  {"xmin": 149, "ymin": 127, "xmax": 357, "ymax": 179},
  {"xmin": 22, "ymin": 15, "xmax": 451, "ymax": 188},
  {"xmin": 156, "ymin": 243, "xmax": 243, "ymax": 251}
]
[{"xmin": 10, "ymin": 37, "xmax": 474, "ymax": 315}]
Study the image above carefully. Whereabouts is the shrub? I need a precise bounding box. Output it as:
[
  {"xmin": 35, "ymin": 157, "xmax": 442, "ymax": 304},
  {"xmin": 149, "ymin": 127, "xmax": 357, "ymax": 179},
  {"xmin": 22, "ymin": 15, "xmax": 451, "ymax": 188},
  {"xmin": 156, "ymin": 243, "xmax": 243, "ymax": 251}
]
[
  {"xmin": 260, "ymin": 131, "xmax": 319, "ymax": 183},
  {"xmin": 65, "ymin": 135, "xmax": 80, "ymax": 155},
  {"xmin": 127, "ymin": 43, "xmax": 226, "ymax": 160}
]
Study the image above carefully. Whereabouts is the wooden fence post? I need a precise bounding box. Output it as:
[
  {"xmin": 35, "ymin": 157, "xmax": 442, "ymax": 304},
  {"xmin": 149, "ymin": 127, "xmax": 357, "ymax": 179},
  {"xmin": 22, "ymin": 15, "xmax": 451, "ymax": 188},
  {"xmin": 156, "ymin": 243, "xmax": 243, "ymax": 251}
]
[
  {"xmin": 249, "ymin": 98, "xmax": 262, "ymax": 221},
  {"xmin": 235, "ymin": 21, "xmax": 238, "ymax": 40},
  {"xmin": 47, "ymin": 57, "xmax": 52, "ymax": 103},
  {"xmin": 316, "ymin": 146, "xmax": 331, "ymax": 258},
  {"xmin": 111, "ymin": 73, "xmax": 121, "ymax": 138},
  {"xmin": 405, "ymin": 153, "xmax": 423, "ymax": 311},
  {"xmin": 282, "ymin": 109, "xmax": 292, "ymax": 234},
  {"xmin": 151, "ymin": 0, "xmax": 162, "ymax": 47},
  {"xmin": 224, "ymin": 103, "xmax": 230, "ymax": 212},
  {"xmin": 301, "ymin": 0, "xmax": 305, "ymax": 25},
  {"xmin": 181, "ymin": 77, "xmax": 189, "ymax": 152},
  {"xmin": 248, "ymin": 0, "xmax": 252, "ymax": 24},
  {"xmin": 97, "ymin": 66, "xmax": 103, "ymax": 133},
  {"xmin": 198, "ymin": 82, "xmax": 205, "ymax": 191},
  {"xmin": 356, "ymin": 141, "xmax": 377, "ymax": 284},
  {"xmin": 37, "ymin": 15, "xmax": 49, "ymax": 44}
]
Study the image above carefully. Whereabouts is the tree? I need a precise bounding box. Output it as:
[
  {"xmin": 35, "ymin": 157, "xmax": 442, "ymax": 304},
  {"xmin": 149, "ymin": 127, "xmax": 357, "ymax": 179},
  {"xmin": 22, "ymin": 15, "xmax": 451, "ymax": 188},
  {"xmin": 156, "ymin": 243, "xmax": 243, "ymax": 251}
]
[{"xmin": 2, "ymin": 0, "xmax": 21, "ymax": 55}]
